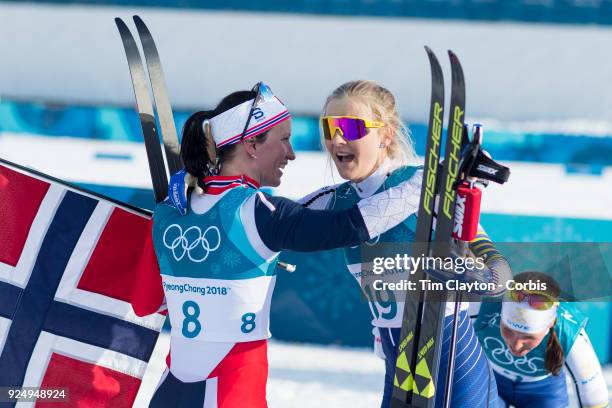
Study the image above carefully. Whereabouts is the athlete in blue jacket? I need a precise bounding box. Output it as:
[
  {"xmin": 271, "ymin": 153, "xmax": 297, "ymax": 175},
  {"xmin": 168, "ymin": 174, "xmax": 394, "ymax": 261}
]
[
  {"xmin": 298, "ymin": 80, "xmax": 511, "ymax": 407},
  {"xmin": 475, "ymin": 271, "xmax": 609, "ymax": 408}
]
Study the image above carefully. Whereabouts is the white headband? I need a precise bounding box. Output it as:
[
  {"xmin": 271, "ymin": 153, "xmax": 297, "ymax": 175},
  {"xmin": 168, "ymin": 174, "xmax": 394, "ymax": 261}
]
[
  {"xmin": 501, "ymin": 301, "xmax": 558, "ymax": 334},
  {"xmin": 208, "ymin": 96, "xmax": 290, "ymax": 148}
]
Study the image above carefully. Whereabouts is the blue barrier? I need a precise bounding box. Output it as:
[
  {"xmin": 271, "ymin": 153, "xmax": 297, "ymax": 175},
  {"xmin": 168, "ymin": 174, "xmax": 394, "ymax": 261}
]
[
  {"xmin": 2, "ymin": 99, "xmax": 612, "ymax": 167},
  {"xmin": 5, "ymin": 0, "xmax": 612, "ymax": 26},
  {"xmin": 0, "ymin": 100, "xmax": 320, "ymax": 150}
]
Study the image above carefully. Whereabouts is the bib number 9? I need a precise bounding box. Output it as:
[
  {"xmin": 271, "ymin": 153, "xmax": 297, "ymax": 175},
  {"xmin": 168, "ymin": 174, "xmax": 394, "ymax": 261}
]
[{"xmin": 363, "ymin": 286, "xmax": 397, "ymax": 320}]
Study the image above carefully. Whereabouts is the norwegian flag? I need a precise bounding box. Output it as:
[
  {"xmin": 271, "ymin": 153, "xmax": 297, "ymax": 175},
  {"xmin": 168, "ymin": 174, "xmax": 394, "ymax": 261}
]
[{"xmin": 0, "ymin": 159, "xmax": 165, "ymax": 407}]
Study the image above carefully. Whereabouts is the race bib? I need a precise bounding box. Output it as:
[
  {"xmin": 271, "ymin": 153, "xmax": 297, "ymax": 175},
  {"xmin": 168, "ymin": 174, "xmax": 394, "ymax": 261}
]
[
  {"xmin": 162, "ymin": 275, "xmax": 275, "ymax": 342},
  {"xmin": 349, "ymin": 263, "xmax": 405, "ymax": 328}
]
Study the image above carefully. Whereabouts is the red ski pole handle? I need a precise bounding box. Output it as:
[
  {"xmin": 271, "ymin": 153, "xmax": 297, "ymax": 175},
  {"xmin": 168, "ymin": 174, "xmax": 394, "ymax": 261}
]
[{"xmin": 452, "ymin": 182, "xmax": 482, "ymax": 241}]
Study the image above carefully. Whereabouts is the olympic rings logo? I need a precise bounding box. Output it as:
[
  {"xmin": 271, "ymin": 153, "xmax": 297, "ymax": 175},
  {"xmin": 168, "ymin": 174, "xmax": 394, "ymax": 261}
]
[
  {"xmin": 483, "ymin": 337, "xmax": 544, "ymax": 374},
  {"xmin": 163, "ymin": 224, "xmax": 221, "ymax": 263}
]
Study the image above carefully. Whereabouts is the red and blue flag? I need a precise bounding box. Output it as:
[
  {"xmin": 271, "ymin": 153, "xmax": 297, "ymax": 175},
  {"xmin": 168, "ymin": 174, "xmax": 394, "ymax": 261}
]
[{"xmin": 0, "ymin": 159, "xmax": 164, "ymax": 407}]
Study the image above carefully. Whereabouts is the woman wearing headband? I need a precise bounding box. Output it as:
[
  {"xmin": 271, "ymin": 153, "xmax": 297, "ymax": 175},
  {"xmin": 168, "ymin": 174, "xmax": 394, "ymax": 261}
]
[
  {"xmin": 475, "ymin": 271, "xmax": 609, "ymax": 408},
  {"xmin": 148, "ymin": 83, "xmax": 426, "ymax": 408},
  {"xmin": 299, "ymin": 80, "xmax": 510, "ymax": 407}
]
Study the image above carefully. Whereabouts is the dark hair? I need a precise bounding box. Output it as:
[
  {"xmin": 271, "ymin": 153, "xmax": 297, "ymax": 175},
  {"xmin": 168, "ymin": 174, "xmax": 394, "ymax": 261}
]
[
  {"xmin": 180, "ymin": 90, "xmax": 269, "ymax": 179},
  {"xmin": 545, "ymin": 327, "xmax": 564, "ymax": 375},
  {"xmin": 513, "ymin": 271, "xmax": 563, "ymax": 375}
]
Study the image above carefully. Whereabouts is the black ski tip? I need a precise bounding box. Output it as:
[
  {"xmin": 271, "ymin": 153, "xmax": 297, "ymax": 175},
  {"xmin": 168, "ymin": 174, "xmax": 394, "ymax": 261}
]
[
  {"xmin": 115, "ymin": 17, "xmax": 132, "ymax": 35},
  {"xmin": 448, "ymin": 49, "xmax": 464, "ymax": 69},
  {"xmin": 424, "ymin": 46, "xmax": 438, "ymax": 62},
  {"xmin": 424, "ymin": 46, "xmax": 440, "ymax": 65},
  {"xmin": 424, "ymin": 46, "xmax": 443, "ymax": 85},
  {"xmin": 133, "ymin": 15, "xmax": 148, "ymax": 31},
  {"xmin": 447, "ymin": 49, "xmax": 465, "ymax": 84},
  {"xmin": 133, "ymin": 15, "xmax": 155, "ymax": 39},
  {"xmin": 114, "ymin": 17, "xmax": 126, "ymax": 28}
]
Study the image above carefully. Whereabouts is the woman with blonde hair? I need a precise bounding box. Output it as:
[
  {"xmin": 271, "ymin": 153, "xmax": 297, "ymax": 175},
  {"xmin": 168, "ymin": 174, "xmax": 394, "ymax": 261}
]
[
  {"xmin": 300, "ymin": 80, "xmax": 509, "ymax": 407},
  {"xmin": 475, "ymin": 271, "xmax": 609, "ymax": 408}
]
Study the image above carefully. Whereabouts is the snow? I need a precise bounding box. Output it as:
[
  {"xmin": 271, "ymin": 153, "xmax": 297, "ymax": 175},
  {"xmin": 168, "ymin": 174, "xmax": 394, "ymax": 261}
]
[
  {"xmin": 2, "ymin": 133, "xmax": 611, "ymax": 220},
  {"xmin": 135, "ymin": 332, "xmax": 612, "ymax": 407},
  {"xmin": 134, "ymin": 333, "xmax": 385, "ymax": 407}
]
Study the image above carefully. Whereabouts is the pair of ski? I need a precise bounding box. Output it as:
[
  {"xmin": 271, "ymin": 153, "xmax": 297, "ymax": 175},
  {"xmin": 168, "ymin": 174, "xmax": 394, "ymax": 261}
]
[
  {"xmin": 115, "ymin": 16, "xmax": 181, "ymax": 203},
  {"xmin": 391, "ymin": 47, "xmax": 470, "ymax": 408}
]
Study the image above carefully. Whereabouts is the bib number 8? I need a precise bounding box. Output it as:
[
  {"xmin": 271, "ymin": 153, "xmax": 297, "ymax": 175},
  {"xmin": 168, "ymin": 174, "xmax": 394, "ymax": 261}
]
[
  {"xmin": 181, "ymin": 303, "xmax": 256, "ymax": 336},
  {"xmin": 241, "ymin": 312, "xmax": 256, "ymax": 333},
  {"xmin": 182, "ymin": 301, "xmax": 202, "ymax": 338}
]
